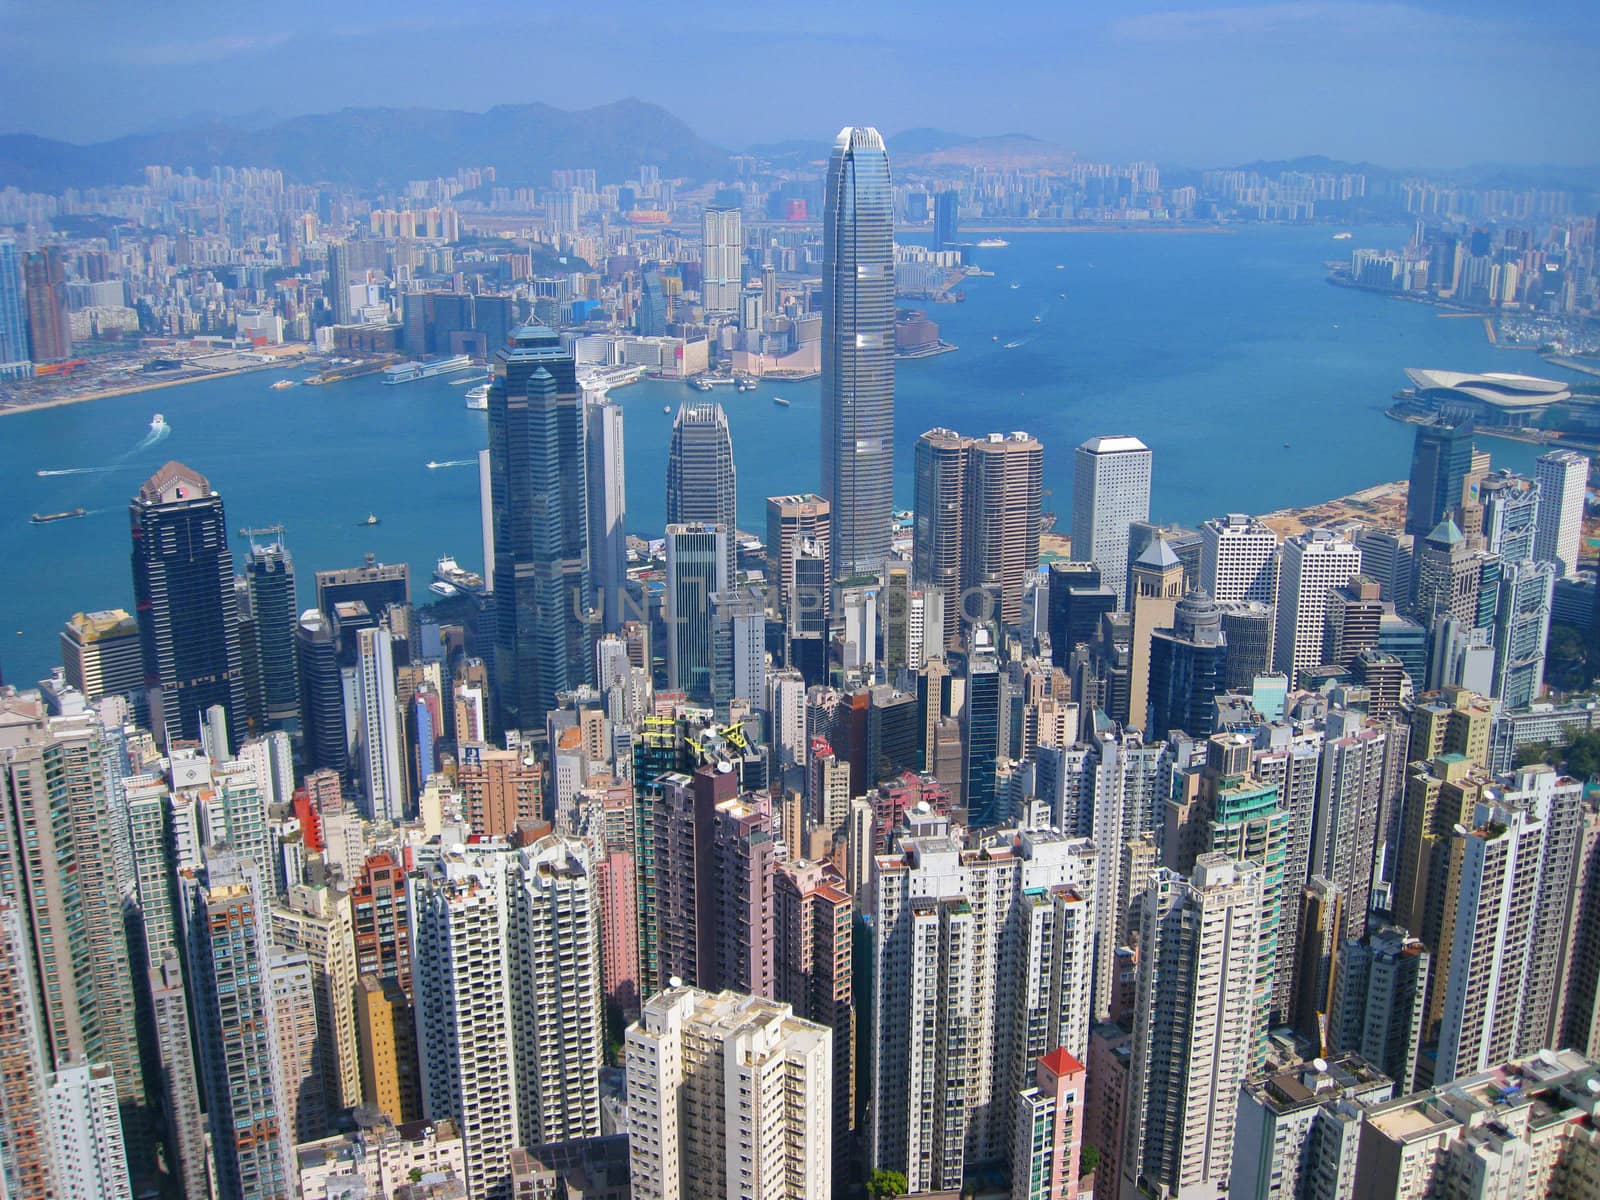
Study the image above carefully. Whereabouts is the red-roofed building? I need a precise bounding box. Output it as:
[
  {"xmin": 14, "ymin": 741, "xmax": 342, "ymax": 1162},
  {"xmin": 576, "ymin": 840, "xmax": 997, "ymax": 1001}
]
[{"xmin": 1013, "ymin": 1047, "xmax": 1086, "ymax": 1199}]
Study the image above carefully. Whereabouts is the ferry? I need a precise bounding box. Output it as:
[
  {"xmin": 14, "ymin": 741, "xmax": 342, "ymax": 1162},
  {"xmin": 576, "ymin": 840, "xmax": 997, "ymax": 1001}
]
[
  {"xmin": 429, "ymin": 580, "xmax": 459, "ymax": 598},
  {"xmin": 434, "ymin": 554, "xmax": 485, "ymax": 595},
  {"xmin": 1055, "ymin": 264, "xmax": 1065, "ymax": 270},
  {"xmin": 976, "ymin": 237, "xmax": 1009, "ymax": 248},
  {"xmin": 663, "ymin": 406, "xmax": 672, "ymax": 414},
  {"xmin": 1333, "ymin": 231, "xmax": 1354, "ymax": 241},
  {"xmin": 464, "ymin": 383, "xmax": 489, "ymax": 411},
  {"xmin": 382, "ymin": 354, "xmax": 474, "ymax": 384},
  {"xmin": 31, "ymin": 508, "xmax": 87, "ymax": 524},
  {"xmin": 1008, "ymin": 282, "xmax": 1021, "ymax": 289},
  {"xmin": 773, "ymin": 396, "xmax": 791, "ymax": 407},
  {"xmin": 269, "ymin": 379, "xmax": 297, "ymax": 390},
  {"xmin": 1033, "ymin": 315, "xmax": 1043, "ymax": 323},
  {"xmin": 358, "ymin": 513, "xmax": 380, "ymax": 526}
]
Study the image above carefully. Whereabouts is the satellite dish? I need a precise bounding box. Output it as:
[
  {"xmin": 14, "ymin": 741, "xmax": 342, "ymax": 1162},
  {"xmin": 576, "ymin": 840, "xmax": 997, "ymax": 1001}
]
[
  {"xmin": 669, "ymin": 976, "xmax": 683, "ymax": 989},
  {"xmin": 716, "ymin": 759, "xmax": 734, "ymax": 774},
  {"xmin": 1313, "ymin": 1057, "xmax": 1329, "ymax": 1074},
  {"xmin": 522, "ymin": 756, "xmax": 535, "ymax": 767}
]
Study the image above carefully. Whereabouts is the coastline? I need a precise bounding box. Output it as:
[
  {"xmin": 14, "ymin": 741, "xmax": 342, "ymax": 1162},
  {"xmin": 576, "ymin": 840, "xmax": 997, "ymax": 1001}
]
[{"xmin": 0, "ymin": 359, "xmax": 290, "ymax": 418}]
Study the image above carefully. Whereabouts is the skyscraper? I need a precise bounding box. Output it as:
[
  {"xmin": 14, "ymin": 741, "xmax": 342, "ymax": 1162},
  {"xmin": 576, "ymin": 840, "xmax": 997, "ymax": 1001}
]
[
  {"xmin": 585, "ymin": 395, "xmax": 628, "ymax": 630},
  {"xmin": 964, "ymin": 626, "xmax": 1002, "ymax": 826},
  {"xmin": 964, "ymin": 432, "xmax": 1044, "ymax": 628},
  {"xmin": 355, "ymin": 626, "xmax": 406, "ymax": 822},
  {"xmin": 327, "ymin": 242, "xmax": 354, "ymax": 325},
  {"xmin": 933, "ymin": 190, "xmax": 960, "ymax": 252},
  {"xmin": 488, "ymin": 325, "xmax": 594, "ymax": 729},
  {"xmin": 1120, "ymin": 856, "xmax": 1263, "ymax": 1200},
  {"xmin": 913, "ymin": 428, "xmax": 970, "ymax": 647},
  {"xmin": 821, "ymin": 126, "xmax": 895, "ymax": 580},
  {"xmin": 295, "ymin": 609, "xmax": 347, "ymax": 780},
  {"xmin": 1329, "ymin": 925, "xmax": 1429, "ymax": 1092},
  {"xmin": 1146, "ymin": 590, "xmax": 1228, "ymax": 738},
  {"xmin": 1404, "ymin": 419, "xmax": 1475, "ymax": 537},
  {"xmin": 182, "ymin": 857, "xmax": 292, "ymax": 1200},
  {"xmin": 59, "ymin": 608, "xmax": 144, "ymax": 711},
  {"xmin": 1534, "ymin": 448, "xmax": 1586, "ymax": 578},
  {"xmin": 665, "ymin": 523, "xmax": 729, "ymax": 703},
  {"xmin": 23, "ymin": 245, "xmax": 71, "ymax": 363},
  {"xmin": 1491, "ymin": 558, "xmax": 1553, "ymax": 707},
  {"xmin": 666, "ymin": 402, "xmax": 738, "ymax": 578},
  {"xmin": 0, "ymin": 898, "xmax": 55, "ymax": 1199},
  {"xmin": 46, "ymin": 1061, "xmax": 135, "ymax": 1200},
  {"xmin": 766, "ymin": 493, "xmax": 831, "ymax": 622},
  {"xmin": 626, "ymin": 986, "xmax": 833, "ymax": 1200},
  {"xmin": 130, "ymin": 461, "xmax": 247, "ymax": 749},
  {"xmin": 701, "ymin": 206, "xmax": 743, "ymax": 313},
  {"xmin": 1071, "ymin": 436, "xmax": 1152, "ymax": 608},
  {"xmin": 1272, "ymin": 528, "xmax": 1361, "ymax": 682},
  {"xmin": 245, "ymin": 539, "xmax": 301, "ymax": 735},
  {"xmin": 1199, "ymin": 513, "xmax": 1278, "ymax": 605},
  {"xmin": 0, "ymin": 238, "xmax": 32, "ymax": 379}
]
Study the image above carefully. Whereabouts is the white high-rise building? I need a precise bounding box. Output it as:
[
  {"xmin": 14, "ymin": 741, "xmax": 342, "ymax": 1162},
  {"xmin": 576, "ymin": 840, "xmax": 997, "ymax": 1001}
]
[
  {"xmin": 1071, "ymin": 436, "xmax": 1151, "ymax": 607},
  {"xmin": 702, "ymin": 207, "xmax": 743, "ymax": 314},
  {"xmin": 1120, "ymin": 855, "xmax": 1264, "ymax": 1200},
  {"xmin": 1434, "ymin": 765, "xmax": 1584, "ymax": 1086},
  {"xmin": 509, "ymin": 836, "xmax": 605, "ymax": 1146},
  {"xmin": 1199, "ymin": 513, "xmax": 1279, "ymax": 605},
  {"xmin": 870, "ymin": 829, "xmax": 1097, "ymax": 1190},
  {"xmin": 627, "ymin": 986, "xmax": 832, "ymax": 1200},
  {"xmin": 1533, "ymin": 448, "xmax": 1586, "ymax": 578},
  {"xmin": 269, "ymin": 882, "xmax": 362, "ymax": 1118},
  {"xmin": 46, "ymin": 1061, "xmax": 133, "ymax": 1200},
  {"xmin": 356, "ymin": 625, "xmax": 406, "ymax": 821},
  {"xmin": 585, "ymin": 395, "xmax": 628, "ymax": 630},
  {"xmin": 1272, "ymin": 528, "xmax": 1361, "ymax": 681},
  {"xmin": 765, "ymin": 668, "xmax": 807, "ymax": 771}
]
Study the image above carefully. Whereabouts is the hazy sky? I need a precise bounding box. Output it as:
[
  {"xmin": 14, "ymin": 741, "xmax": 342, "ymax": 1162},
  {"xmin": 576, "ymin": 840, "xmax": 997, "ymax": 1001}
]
[{"xmin": 4, "ymin": 0, "xmax": 1597, "ymax": 167}]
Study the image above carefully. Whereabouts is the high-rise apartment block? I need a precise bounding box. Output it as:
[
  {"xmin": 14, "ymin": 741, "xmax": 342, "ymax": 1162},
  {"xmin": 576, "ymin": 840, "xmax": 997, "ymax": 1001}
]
[{"xmin": 702, "ymin": 207, "xmax": 743, "ymax": 313}]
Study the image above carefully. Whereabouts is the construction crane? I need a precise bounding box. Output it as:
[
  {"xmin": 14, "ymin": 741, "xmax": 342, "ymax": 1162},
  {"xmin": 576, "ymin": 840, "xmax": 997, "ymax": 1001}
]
[{"xmin": 236, "ymin": 523, "xmax": 287, "ymax": 549}]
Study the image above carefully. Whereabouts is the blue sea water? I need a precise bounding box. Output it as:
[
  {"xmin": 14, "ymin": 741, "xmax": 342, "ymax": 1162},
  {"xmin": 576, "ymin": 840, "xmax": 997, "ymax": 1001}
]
[{"xmin": 0, "ymin": 224, "xmax": 1567, "ymax": 686}]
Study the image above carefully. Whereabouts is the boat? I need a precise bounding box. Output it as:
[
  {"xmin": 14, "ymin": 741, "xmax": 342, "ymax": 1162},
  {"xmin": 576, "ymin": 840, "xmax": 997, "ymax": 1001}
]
[
  {"xmin": 689, "ymin": 376, "xmax": 714, "ymax": 392},
  {"xmin": 434, "ymin": 554, "xmax": 485, "ymax": 595},
  {"xmin": 1008, "ymin": 282, "xmax": 1021, "ymax": 290},
  {"xmin": 736, "ymin": 377, "xmax": 757, "ymax": 392},
  {"xmin": 1033, "ymin": 315, "xmax": 1042, "ymax": 323},
  {"xmin": 662, "ymin": 406, "xmax": 672, "ymax": 414},
  {"xmin": 773, "ymin": 396, "xmax": 791, "ymax": 407},
  {"xmin": 1058, "ymin": 292, "xmax": 1066, "ymax": 299},
  {"xmin": 429, "ymin": 581, "xmax": 459, "ymax": 598},
  {"xmin": 358, "ymin": 513, "xmax": 380, "ymax": 526},
  {"xmin": 382, "ymin": 354, "xmax": 474, "ymax": 385},
  {"xmin": 270, "ymin": 379, "xmax": 297, "ymax": 390},
  {"xmin": 426, "ymin": 461, "xmax": 440, "ymax": 469},
  {"xmin": 31, "ymin": 508, "xmax": 87, "ymax": 524},
  {"xmin": 1055, "ymin": 264, "xmax": 1065, "ymax": 270},
  {"xmin": 1333, "ymin": 231, "xmax": 1354, "ymax": 240},
  {"xmin": 150, "ymin": 413, "xmax": 167, "ymax": 432},
  {"xmin": 976, "ymin": 237, "xmax": 1009, "ymax": 248},
  {"xmin": 464, "ymin": 383, "xmax": 489, "ymax": 411},
  {"xmin": 992, "ymin": 335, "xmax": 999, "ymax": 341}
]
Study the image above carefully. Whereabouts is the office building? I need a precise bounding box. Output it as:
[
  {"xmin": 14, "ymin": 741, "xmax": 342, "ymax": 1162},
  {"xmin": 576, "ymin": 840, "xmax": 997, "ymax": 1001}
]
[
  {"xmin": 1352, "ymin": 527, "xmax": 1415, "ymax": 608},
  {"xmin": 1217, "ymin": 600, "xmax": 1275, "ymax": 689},
  {"xmin": 295, "ymin": 609, "xmax": 348, "ymax": 779},
  {"xmin": 1353, "ymin": 1048, "xmax": 1600, "ymax": 1198},
  {"xmin": 245, "ymin": 539, "xmax": 301, "ymax": 734},
  {"xmin": 1230, "ymin": 1055, "xmax": 1393, "ymax": 1200},
  {"xmin": 870, "ymin": 830, "xmax": 1097, "ymax": 1189},
  {"xmin": 488, "ymin": 325, "xmax": 593, "ymax": 730},
  {"xmin": 821, "ymin": 126, "xmax": 896, "ymax": 580},
  {"xmin": 59, "ymin": 608, "xmax": 143, "ymax": 709},
  {"xmin": 585, "ymin": 394, "xmax": 628, "ymax": 630},
  {"xmin": 46, "ymin": 1060, "xmax": 134, "ymax": 1200},
  {"xmin": 327, "ymin": 242, "xmax": 355, "ymax": 324},
  {"xmin": 913, "ymin": 427, "xmax": 971, "ymax": 645},
  {"xmin": 1330, "ymin": 926, "xmax": 1430, "ymax": 1093},
  {"xmin": 1491, "ymin": 558, "xmax": 1553, "ymax": 707},
  {"xmin": 933, "ymin": 189, "xmax": 959, "ymax": 251},
  {"xmin": 702, "ymin": 207, "xmax": 743, "ymax": 313},
  {"xmin": 766, "ymin": 494, "xmax": 831, "ymax": 620},
  {"xmin": 665, "ymin": 523, "xmax": 729, "ymax": 702},
  {"xmin": 1146, "ymin": 590, "xmax": 1228, "ymax": 738},
  {"xmin": 965, "ymin": 626, "xmax": 1002, "ymax": 826},
  {"xmin": 313, "ymin": 559, "xmax": 409, "ymax": 622},
  {"xmin": 1404, "ymin": 419, "xmax": 1475, "ymax": 537},
  {"xmin": 1071, "ymin": 435, "xmax": 1152, "ymax": 609},
  {"xmin": 1272, "ymin": 528, "xmax": 1361, "ymax": 682},
  {"xmin": 1120, "ymin": 856, "xmax": 1264, "ymax": 1200},
  {"xmin": 1322, "ymin": 576, "xmax": 1383, "ymax": 669},
  {"xmin": 667, "ymin": 402, "xmax": 738, "ymax": 578},
  {"xmin": 130, "ymin": 461, "xmax": 247, "ymax": 749},
  {"xmin": 1411, "ymin": 518, "xmax": 1479, "ymax": 626},
  {"xmin": 627, "ymin": 986, "xmax": 832, "ymax": 1200},
  {"xmin": 183, "ymin": 857, "xmax": 292, "ymax": 1200},
  {"xmin": 1534, "ymin": 448, "xmax": 1586, "ymax": 578},
  {"xmin": 712, "ymin": 588, "xmax": 767, "ymax": 715},
  {"xmin": 1200, "ymin": 513, "xmax": 1279, "ymax": 605},
  {"xmin": 355, "ymin": 626, "xmax": 406, "ymax": 821},
  {"xmin": 0, "ymin": 238, "xmax": 31, "ymax": 377},
  {"xmin": 24, "ymin": 244, "xmax": 72, "ymax": 363},
  {"xmin": 965, "ymin": 432, "xmax": 1045, "ymax": 627},
  {"xmin": 1046, "ymin": 562, "xmax": 1118, "ymax": 666},
  {"xmin": 1479, "ymin": 469, "xmax": 1540, "ymax": 561}
]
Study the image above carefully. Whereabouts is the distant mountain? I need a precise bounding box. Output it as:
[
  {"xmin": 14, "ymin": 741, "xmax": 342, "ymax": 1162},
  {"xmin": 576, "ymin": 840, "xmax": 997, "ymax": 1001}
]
[{"xmin": 0, "ymin": 98, "xmax": 731, "ymax": 191}]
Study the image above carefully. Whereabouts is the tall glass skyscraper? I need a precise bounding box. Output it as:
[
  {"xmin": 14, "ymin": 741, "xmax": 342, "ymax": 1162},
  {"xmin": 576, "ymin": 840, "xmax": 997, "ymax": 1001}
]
[
  {"xmin": 821, "ymin": 126, "xmax": 895, "ymax": 581},
  {"xmin": 488, "ymin": 325, "xmax": 594, "ymax": 732},
  {"xmin": 130, "ymin": 461, "xmax": 247, "ymax": 750},
  {"xmin": 0, "ymin": 239, "xmax": 31, "ymax": 379},
  {"xmin": 245, "ymin": 539, "xmax": 300, "ymax": 736},
  {"xmin": 666, "ymin": 401, "xmax": 737, "ymax": 578}
]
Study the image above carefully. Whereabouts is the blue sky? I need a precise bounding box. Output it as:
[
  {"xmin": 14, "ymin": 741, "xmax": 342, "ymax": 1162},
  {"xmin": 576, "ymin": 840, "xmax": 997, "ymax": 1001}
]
[{"xmin": 3, "ymin": 0, "xmax": 1597, "ymax": 166}]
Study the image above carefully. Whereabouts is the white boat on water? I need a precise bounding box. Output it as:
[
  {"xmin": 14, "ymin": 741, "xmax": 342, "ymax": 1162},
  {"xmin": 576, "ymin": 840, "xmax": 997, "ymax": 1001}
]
[
  {"xmin": 434, "ymin": 554, "xmax": 485, "ymax": 595},
  {"xmin": 464, "ymin": 384, "xmax": 489, "ymax": 410}
]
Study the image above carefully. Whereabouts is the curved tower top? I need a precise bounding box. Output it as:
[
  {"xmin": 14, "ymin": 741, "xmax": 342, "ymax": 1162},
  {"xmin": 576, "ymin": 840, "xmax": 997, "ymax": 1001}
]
[{"xmin": 822, "ymin": 125, "xmax": 895, "ymax": 581}]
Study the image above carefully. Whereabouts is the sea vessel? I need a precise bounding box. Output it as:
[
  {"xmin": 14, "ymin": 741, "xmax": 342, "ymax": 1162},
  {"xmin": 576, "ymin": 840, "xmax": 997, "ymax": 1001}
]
[
  {"xmin": 977, "ymin": 237, "xmax": 1009, "ymax": 248},
  {"xmin": 992, "ymin": 335, "xmax": 999, "ymax": 341},
  {"xmin": 434, "ymin": 554, "xmax": 485, "ymax": 595},
  {"xmin": 689, "ymin": 376, "xmax": 714, "ymax": 392},
  {"xmin": 270, "ymin": 379, "xmax": 297, "ymax": 390},
  {"xmin": 736, "ymin": 377, "xmax": 757, "ymax": 392},
  {"xmin": 429, "ymin": 581, "xmax": 459, "ymax": 598},
  {"xmin": 662, "ymin": 406, "xmax": 672, "ymax": 414},
  {"xmin": 464, "ymin": 383, "xmax": 489, "ymax": 410},
  {"xmin": 1033, "ymin": 315, "xmax": 1043, "ymax": 323},
  {"xmin": 1055, "ymin": 264, "xmax": 1065, "ymax": 270},
  {"xmin": 358, "ymin": 513, "xmax": 380, "ymax": 526},
  {"xmin": 1009, "ymin": 282, "xmax": 1021, "ymax": 290},
  {"xmin": 382, "ymin": 354, "xmax": 474, "ymax": 385},
  {"xmin": 150, "ymin": 413, "xmax": 167, "ymax": 432},
  {"xmin": 773, "ymin": 396, "xmax": 791, "ymax": 407},
  {"xmin": 31, "ymin": 508, "xmax": 87, "ymax": 524},
  {"xmin": 1333, "ymin": 231, "xmax": 1354, "ymax": 240}
]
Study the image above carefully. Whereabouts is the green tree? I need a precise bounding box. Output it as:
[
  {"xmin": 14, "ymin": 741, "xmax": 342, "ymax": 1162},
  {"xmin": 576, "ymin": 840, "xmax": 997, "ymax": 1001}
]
[
  {"xmin": 1080, "ymin": 1143, "xmax": 1101, "ymax": 1178},
  {"xmin": 1563, "ymin": 730, "xmax": 1600, "ymax": 780},
  {"xmin": 1516, "ymin": 742, "xmax": 1555, "ymax": 768},
  {"xmin": 1545, "ymin": 623, "xmax": 1594, "ymax": 692},
  {"xmin": 866, "ymin": 1169, "xmax": 908, "ymax": 1199}
]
